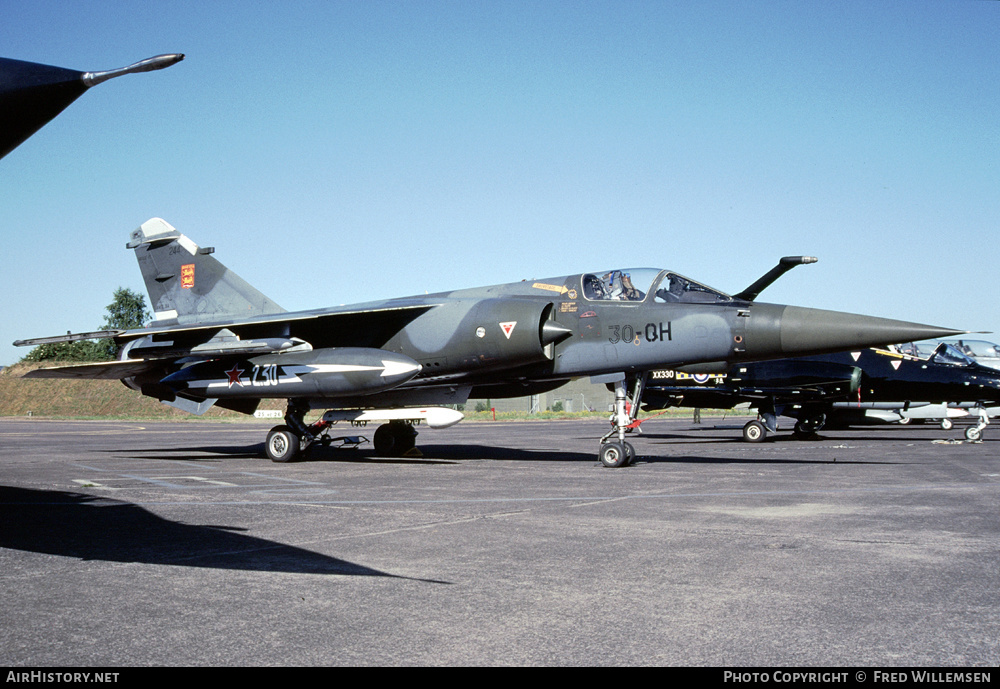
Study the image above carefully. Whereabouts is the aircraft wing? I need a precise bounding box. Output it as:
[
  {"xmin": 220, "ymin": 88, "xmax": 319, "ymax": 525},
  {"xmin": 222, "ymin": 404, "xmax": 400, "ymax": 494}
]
[
  {"xmin": 17, "ymin": 302, "xmax": 440, "ymax": 375},
  {"xmin": 641, "ymin": 386, "xmax": 751, "ymax": 411},
  {"xmin": 135, "ymin": 301, "xmax": 437, "ymax": 341},
  {"xmin": 23, "ymin": 359, "xmax": 166, "ymax": 380},
  {"xmin": 728, "ymin": 380, "xmax": 861, "ymax": 402}
]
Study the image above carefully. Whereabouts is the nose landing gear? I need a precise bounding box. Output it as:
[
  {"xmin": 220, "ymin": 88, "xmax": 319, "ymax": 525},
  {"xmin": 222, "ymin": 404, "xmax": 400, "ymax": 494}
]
[{"xmin": 598, "ymin": 374, "xmax": 645, "ymax": 467}]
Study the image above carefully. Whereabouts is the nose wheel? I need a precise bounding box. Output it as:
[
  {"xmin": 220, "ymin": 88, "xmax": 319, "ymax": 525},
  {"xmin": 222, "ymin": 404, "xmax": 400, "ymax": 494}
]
[
  {"xmin": 597, "ymin": 374, "xmax": 645, "ymax": 467},
  {"xmin": 599, "ymin": 440, "xmax": 635, "ymax": 468},
  {"xmin": 964, "ymin": 406, "xmax": 989, "ymax": 442}
]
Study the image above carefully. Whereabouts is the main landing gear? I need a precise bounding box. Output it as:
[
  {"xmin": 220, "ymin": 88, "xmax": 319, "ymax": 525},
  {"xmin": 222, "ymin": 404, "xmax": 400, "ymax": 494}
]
[
  {"xmin": 740, "ymin": 406, "xmax": 825, "ymax": 443},
  {"xmin": 742, "ymin": 409, "xmax": 779, "ymax": 443},
  {"xmin": 598, "ymin": 374, "xmax": 646, "ymax": 467},
  {"xmin": 265, "ymin": 424, "xmax": 301, "ymax": 462},
  {"xmin": 264, "ymin": 402, "xmax": 323, "ymax": 462},
  {"xmin": 373, "ymin": 422, "xmax": 418, "ymax": 456},
  {"xmin": 792, "ymin": 413, "xmax": 826, "ymax": 440},
  {"xmin": 742, "ymin": 419, "xmax": 767, "ymax": 442},
  {"xmin": 263, "ymin": 403, "xmax": 421, "ymax": 462}
]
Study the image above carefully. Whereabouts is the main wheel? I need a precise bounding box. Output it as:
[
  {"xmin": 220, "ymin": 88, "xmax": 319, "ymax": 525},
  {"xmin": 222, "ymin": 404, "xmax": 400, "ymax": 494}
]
[
  {"xmin": 965, "ymin": 426, "xmax": 982, "ymax": 441},
  {"xmin": 373, "ymin": 423, "xmax": 417, "ymax": 457},
  {"xmin": 792, "ymin": 419, "xmax": 822, "ymax": 440},
  {"xmin": 266, "ymin": 425, "xmax": 300, "ymax": 463},
  {"xmin": 743, "ymin": 420, "xmax": 766, "ymax": 443},
  {"xmin": 941, "ymin": 418, "xmax": 954, "ymax": 431},
  {"xmin": 599, "ymin": 441, "xmax": 628, "ymax": 468}
]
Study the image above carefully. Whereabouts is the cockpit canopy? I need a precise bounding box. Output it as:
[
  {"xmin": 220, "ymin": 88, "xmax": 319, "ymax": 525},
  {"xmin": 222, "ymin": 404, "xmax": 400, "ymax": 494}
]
[
  {"xmin": 949, "ymin": 340, "xmax": 1000, "ymax": 360},
  {"xmin": 928, "ymin": 343, "xmax": 976, "ymax": 367},
  {"xmin": 581, "ymin": 268, "xmax": 732, "ymax": 304},
  {"xmin": 898, "ymin": 342, "xmax": 975, "ymax": 367}
]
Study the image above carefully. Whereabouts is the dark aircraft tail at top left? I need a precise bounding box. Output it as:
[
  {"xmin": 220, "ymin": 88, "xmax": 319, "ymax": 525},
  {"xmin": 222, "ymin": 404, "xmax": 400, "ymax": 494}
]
[{"xmin": 0, "ymin": 53, "xmax": 183, "ymax": 160}]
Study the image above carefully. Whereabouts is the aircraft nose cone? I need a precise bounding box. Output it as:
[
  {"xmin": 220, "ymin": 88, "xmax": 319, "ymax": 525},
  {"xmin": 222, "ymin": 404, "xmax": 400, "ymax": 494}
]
[{"xmin": 744, "ymin": 304, "xmax": 966, "ymax": 359}]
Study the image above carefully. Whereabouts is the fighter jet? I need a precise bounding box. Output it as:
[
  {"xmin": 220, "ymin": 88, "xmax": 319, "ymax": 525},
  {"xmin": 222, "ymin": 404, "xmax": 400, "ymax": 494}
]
[
  {"xmin": 0, "ymin": 53, "xmax": 183, "ymax": 160},
  {"xmin": 15, "ymin": 220, "xmax": 965, "ymax": 466},
  {"xmin": 642, "ymin": 342, "xmax": 1000, "ymax": 442}
]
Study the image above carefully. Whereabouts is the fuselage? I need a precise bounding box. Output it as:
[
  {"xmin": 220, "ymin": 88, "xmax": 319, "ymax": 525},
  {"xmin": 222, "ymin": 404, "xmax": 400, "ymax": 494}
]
[
  {"xmin": 644, "ymin": 345, "xmax": 1000, "ymax": 413},
  {"xmin": 121, "ymin": 265, "xmax": 968, "ymax": 410}
]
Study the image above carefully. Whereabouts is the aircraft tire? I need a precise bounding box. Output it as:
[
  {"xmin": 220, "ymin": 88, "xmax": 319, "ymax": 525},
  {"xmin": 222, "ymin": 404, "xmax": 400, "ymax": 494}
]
[
  {"xmin": 599, "ymin": 441, "xmax": 628, "ymax": 468},
  {"xmin": 373, "ymin": 424, "xmax": 396, "ymax": 456},
  {"xmin": 941, "ymin": 418, "xmax": 954, "ymax": 431},
  {"xmin": 617, "ymin": 441, "xmax": 635, "ymax": 467},
  {"xmin": 266, "ymin": 425, "xmax": 301, "ymax": 463},
  {"xmin": 965, "ymin": 427, "xmax": 982, "ymax": 442},
  {"xmin": 792, "ymin": 420, "xmax": 821, "ymax": 440},
  {"xmin": 742, "ymin": 420, "xmax": 766, "ymax": 443},
  {"xmin": 374, "ymin": 423, "xmax": 417, "ymax": 457},
  {"xmin": 897, "ymin": 416, "xmax": 912, "ymax": 425}
]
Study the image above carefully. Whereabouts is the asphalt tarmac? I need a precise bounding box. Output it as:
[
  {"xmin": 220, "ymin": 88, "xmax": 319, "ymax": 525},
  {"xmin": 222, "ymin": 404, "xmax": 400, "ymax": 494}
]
[{"xmin": 1, "ymin": 416, "xmax": 997, "ymax": 667}]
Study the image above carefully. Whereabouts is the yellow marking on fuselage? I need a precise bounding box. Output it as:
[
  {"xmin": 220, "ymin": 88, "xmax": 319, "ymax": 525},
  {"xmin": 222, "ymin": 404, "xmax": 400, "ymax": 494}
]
[{"xmin": 532, "ymin": 282, "xmax": 569, "ymax": 294}]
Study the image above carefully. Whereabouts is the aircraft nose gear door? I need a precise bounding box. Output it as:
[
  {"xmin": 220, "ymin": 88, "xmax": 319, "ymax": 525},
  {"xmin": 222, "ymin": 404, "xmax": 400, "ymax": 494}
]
[{"xmin": 598, "ymin": 373, "xmax": 646, "ymax": 467}]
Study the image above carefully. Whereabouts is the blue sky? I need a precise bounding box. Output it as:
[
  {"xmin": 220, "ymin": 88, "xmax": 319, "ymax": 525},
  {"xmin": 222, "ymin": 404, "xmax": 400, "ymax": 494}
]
[{"xmin": 2, "ymin": 1, "xmax": 998, "ymax": 365}]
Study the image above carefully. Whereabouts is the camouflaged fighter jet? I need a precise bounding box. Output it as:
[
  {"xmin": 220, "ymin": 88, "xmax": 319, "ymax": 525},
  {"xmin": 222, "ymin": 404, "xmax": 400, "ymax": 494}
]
[
  {"xmin": 16, "ymin": 220, "xmax": 966, "ymax": 466},
  {"xmin": 0, "ymin": 53, "xmax": 183, "ymax": 160}
]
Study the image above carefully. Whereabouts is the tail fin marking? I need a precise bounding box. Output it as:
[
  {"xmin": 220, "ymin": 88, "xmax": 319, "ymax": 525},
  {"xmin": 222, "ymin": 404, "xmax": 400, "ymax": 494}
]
[{"xmin": 128, "ymin": 218, "xmax": 285, "ymax": 324}]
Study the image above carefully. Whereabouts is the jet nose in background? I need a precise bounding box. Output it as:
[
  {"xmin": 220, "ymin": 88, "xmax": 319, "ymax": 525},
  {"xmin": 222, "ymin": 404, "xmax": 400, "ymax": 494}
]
[
  {"xmin": 0, "ymin": 53, "xmax": 184, "ymax": 160},
  {"xmin": 743, "ymin": 303, "xmax": 966, "ymax": 359}
]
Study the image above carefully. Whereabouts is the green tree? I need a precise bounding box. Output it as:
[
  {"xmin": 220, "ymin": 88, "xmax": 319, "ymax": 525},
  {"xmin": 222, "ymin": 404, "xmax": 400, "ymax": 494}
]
[
  {"xmin": 20, "ymin": 340, "xmax": 105, "ymax": 362},
  {"xmin": 21, "ymin": 287, "xmax": 150, "ymax": 362},
  {"xmin": 92, "ymin": 287, "xmax": 151, "ymax": 359},
  {"xmin": 99, "ymin": 287, "xmax": 151, "ymax": 332}
]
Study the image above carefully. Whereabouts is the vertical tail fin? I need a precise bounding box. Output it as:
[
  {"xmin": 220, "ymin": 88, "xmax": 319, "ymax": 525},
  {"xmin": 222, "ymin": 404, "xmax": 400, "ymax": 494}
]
[{"xmin": 128, "ymin": 218, "xmax": 285, "ymax": 324}]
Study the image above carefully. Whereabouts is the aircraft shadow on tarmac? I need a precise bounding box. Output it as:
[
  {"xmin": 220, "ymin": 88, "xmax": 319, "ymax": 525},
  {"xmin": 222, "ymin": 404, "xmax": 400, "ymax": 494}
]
[
  {"xmin": 633, "ymin": 453, "xmax": 899, "ymax": 466},
  {"xmin": 101, "ymin": 440, "xmax": 902, "ymax": 466},
  {"xmin": 640, "ymin": 425, "xmax": 972, "ymax": 445},
  {"xmin": 105, "ymin": 442, "xmax": 598, "ymax": 464},
  {"xmin": 321, "ymin": 444, "xmax": 599, "ymax": 463},
  {"xmin": 629, "ymin": 434, "xmax": 910, "ymax": 464},
  {"xmin": 0, "ymin": 486, "xmax": 448, "ymax": 583},
  {"xmin": 109, "ymin": 444, "xmax": 461, "ymax": 465}
]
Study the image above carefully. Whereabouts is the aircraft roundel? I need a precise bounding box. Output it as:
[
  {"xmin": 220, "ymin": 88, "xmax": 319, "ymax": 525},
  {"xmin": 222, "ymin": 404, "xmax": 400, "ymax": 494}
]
[{"xmin": 693, "ymin": 373, "xmax": 711, "ymax": 384}]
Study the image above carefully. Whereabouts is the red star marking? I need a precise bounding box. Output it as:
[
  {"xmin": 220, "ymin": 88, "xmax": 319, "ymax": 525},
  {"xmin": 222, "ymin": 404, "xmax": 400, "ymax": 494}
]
[{"xmin": 225, "ymin": 365, "xmax": 244, "ymax": 387}]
